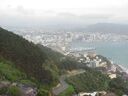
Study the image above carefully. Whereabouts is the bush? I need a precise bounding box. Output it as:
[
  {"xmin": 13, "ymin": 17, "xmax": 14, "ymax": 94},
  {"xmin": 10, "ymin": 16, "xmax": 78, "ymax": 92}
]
[
  {"xmin": 0, "ymin": 61, "xmax": 26, "ymax": 82},
  {"xmin": 7, "ymin": 86, "xmax": 22, "ymax": 96},
  {"xmin": 37, "ymin": 88, "xmax": 49, "ymax": 96},
  {"xmin": 108, "ymin": 77, "xmax": 128, "ymax": 95},
  {"xmin": 0, "ymin": 87, "xmax": 8, "ymax": 95},
  {"xmin": 59, "ymin": 85, "xmax": 75, "ymax": 96}
]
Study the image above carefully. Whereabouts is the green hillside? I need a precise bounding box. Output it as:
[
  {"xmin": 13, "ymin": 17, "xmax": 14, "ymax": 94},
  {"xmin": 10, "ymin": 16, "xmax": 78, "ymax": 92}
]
[
  {"xmin": 0, "ymin": 58, "xmax": 35, "ymax": 95},
  {"xmin": 0, "ymin": 58, "xmax": 26, "ymax": 82},
  {"xmin": 67, "ymin": 69, "xmax": 110, "ymax": 92},
  {"xmin": 0, "ymin": 27, "xmax": 80, "ymax": 85},
  {"xmin": 0, "ymin": 27, "xmax": 59, "ymax": 84}
]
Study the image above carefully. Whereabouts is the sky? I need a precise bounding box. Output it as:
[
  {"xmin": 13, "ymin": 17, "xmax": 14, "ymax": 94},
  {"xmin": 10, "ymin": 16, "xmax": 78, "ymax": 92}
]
[{"xmin": 0, "ymin": 0, "xmax": 128, "ymax": 27}]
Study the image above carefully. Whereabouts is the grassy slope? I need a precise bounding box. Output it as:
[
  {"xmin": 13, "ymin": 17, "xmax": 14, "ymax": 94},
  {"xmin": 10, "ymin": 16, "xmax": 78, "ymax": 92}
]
[
  {"xmin": 0, "ymin": 58, "xmax": 35, "ymax": 84},
  {"xmin": 59, "ymin": 85, "xmax": 75, "ymax": 96}
]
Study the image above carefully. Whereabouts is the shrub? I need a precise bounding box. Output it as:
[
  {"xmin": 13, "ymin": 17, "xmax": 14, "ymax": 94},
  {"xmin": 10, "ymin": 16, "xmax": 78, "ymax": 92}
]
[{"xmin": 7, "ymin": 86, "xmax": 22, "ymax": 96}]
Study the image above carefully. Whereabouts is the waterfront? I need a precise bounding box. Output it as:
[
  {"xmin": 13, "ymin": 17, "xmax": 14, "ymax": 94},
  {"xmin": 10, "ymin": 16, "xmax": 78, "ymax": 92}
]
[
  {"xmin": 8, "ymin": 27, "xmax": 128, "ymax": 69},
  {"xmin": 70, "ymin": 40, "xmax": 128, "ymax": 69}
]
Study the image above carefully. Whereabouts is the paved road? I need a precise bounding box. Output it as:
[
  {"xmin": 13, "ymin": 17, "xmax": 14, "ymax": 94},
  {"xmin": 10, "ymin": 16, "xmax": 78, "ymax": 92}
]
[{"xmin": 52, "ymin": 69, "xmax": 85, "ymax": 96}]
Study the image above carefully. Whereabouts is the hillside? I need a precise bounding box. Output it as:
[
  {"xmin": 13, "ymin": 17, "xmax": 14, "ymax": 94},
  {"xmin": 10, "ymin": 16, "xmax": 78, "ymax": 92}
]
[
  {"xmin": 86, "ymin": 23, "xmax": 128, "ymax": 34},
  {"xmin": 0, "ymin": 27, "xmax": 85, "ymax": 96},
  {"xmin": 1, "ymin": 27, "xmax": 128, "ymax": 96},
  {"xmin": 0, "ymin": 58, "xmax": 37, "ymax": 96},
  {"xmin": 0, "ymin": 27, "xmax": 81, "ymax": 85},
  {"xmin": 0, "ymin": 27, "xmax": 60, "ymax": 84},
  {"xmin": 67, "ymin": 69, "xmax": 110, "ymax": 92}
]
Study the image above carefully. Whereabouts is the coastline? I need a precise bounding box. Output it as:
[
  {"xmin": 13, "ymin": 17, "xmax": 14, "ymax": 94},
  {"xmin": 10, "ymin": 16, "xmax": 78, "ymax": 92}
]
[{"xmin": 115, "ymin": 64, "xmax": 128, "ymax": 74}]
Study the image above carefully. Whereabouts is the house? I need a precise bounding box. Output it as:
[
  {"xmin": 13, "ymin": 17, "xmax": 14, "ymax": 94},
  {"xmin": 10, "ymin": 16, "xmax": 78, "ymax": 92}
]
[
  {"xmin": 108, "ymin": 73, "xmax": 117, "ymax": 79},
  {"xmin": 78, "ymin": 92, "xmax": 97, "ymax": 96},
  {"xmin": 78, "ymin": 91, "xmax": 107, "ymax": 96}
]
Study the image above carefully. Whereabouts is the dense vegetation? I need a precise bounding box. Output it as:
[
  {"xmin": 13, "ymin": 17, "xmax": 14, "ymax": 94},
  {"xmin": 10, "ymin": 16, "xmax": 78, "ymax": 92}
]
[
  {"xmin": 67, "ymin": 68, "xmax": 128, "ymax": 95},
  {"xmin": 0, "ymin": 27, "xmax": 81, "ymax": 84},
  {"xmin": 0, "ymin": 86, "xmax": 22, "ymax": 96},
  {"xmin": 0, "ymin": 57, "xmax": 39, "ymax": 84},
  {"xmin": 0, "ymin": 58, "xmax": 33, "ymax": 95},
  {"xmin": 0, "ymin": 58, "xmax": 26, "ymax": 82},
  {"xmin": 0, "ymin": 27, "xmax": 54, "ymax": 84},
  {"xmin": 109, "ymin": 77, "xmax": 128, "ymax": 95},
  {"xmin": 0, "ymin": 58, "xmax": 54, "ymax": 96},
  {"xmin": 67, "ymin": 69, "xmax": 110, "ymax": 92},
  {"xmin": 38, "ymin": 44, "xmax": 80, "ymax": 71}
]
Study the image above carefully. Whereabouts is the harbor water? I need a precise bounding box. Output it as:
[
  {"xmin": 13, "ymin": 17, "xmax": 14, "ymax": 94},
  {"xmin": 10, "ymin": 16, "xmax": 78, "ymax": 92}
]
[{"xmin": 71, "ymin": 41, "xmax": 128, "ymax": 69}]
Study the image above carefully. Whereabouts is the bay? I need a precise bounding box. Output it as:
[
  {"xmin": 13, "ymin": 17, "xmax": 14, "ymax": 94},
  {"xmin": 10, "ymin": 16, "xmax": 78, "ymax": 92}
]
[{"xmin": 70, "ymin": 41, "xmax": 128, "ymax": 68}]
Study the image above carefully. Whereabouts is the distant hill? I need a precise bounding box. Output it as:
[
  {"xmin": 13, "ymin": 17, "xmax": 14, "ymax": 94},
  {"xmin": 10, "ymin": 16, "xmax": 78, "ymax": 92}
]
[{"xmin": 85, "ymin": 23, "xmax": 128, "ymax": 34}]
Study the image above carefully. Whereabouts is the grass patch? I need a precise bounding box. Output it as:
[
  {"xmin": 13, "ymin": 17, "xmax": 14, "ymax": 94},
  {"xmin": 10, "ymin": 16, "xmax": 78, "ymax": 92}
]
[
  {"xmin": 20, "ymin": 79, "xmax": 36, "ymax": 86},
  {"xmin": 0, "ymin": 61, "xmax": 26, "ymax": 81},
  {"xmin": 59, "ymin": 85, "xmax": 75, "ymax": 96},
  {"xmin": 7, "ymin": 86, "xmax": 22, "ymax": 96}
]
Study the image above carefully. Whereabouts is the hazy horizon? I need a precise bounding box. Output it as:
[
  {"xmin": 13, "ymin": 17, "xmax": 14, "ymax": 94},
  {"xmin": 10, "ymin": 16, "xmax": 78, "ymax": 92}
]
[{"xmin": 1, "ymin": 0, "xmax": 128, "ymax": 27}]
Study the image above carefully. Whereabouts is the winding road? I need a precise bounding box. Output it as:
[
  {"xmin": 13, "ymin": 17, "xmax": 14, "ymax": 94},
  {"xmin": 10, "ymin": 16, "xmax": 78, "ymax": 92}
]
[{"xmin": 52, "ymin": 69, "xmax": 85, "ymax": 96}]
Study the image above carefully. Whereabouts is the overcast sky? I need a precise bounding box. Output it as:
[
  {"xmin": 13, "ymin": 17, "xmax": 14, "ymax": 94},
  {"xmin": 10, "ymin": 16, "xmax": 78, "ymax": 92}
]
[{"xmin": 0, "ymin": 0, "xmax": 128, "ymax": 27}]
